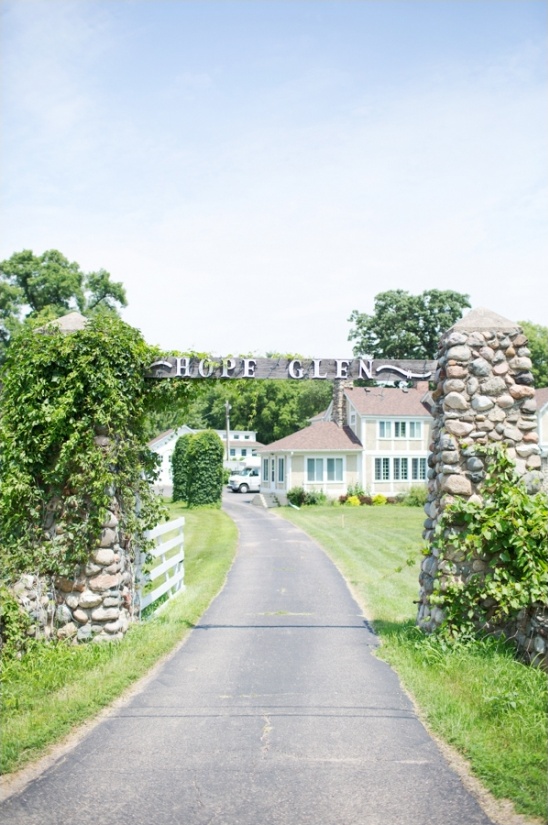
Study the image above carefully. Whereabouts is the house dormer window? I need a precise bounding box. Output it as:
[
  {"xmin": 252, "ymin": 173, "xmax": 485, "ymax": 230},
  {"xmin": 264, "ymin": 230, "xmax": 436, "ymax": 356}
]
[
  {"xmin": 379, "ymin": 420, "xmax": 423, "ymax": 439},
  {"xmin": 379, "ymin": 421, "xmax": 392, "ymax": 438}
]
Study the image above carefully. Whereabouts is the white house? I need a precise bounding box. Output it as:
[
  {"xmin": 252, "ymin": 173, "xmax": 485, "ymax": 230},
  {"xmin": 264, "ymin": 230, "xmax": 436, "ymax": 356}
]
[
  {"xmin": 259, "ymin": 382, "xmax": 433, "ymax": 499},
  {"xmin": 149, "ymin": 426, "xmax": 263, "ymax": 494}
]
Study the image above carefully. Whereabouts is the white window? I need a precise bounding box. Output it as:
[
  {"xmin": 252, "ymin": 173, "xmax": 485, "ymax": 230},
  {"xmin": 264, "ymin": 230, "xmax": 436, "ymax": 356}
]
[
  {"xmin": 412, "ymin": 457, "xmax": 427, "ymax": 480},
  {"xmin": 375, "ymin": 458, "xmax": 390, "ymax": 481},
  {"xmin": 241, "ymin": 448, "xmax": 247, "ymax": 457},
  {"xmin": 230, "ymin": 448, "xmax": 236, "ymax": 457},
  {"xmin": 263, "ymin": 458, "xmax": 269, "ymax": 482},
  {"xmin": 244, "ymin": 435, "xmax": 250, "ymax": 439},
  {"xmin": 409, "ymin": 421, "xmax": 422, "ymax": 439},
  {"xmin": 234, "ymin": 434, "xmax": 239, "ymax": 439},
  {"xmin": 307, "ymin": 458, "xmax": 323, "ymax": 482},
  {"xmin": 271, "ymin": 459, "xmax": 275, "ymax": 482},
  {"xmin": 393, "ymin": 458, "xmax": 408, "ymax": 480},
  {"xmin": 394, "ymin": 421, "xmax": 407, "ymax": 438},
  {"xmin": 327, "ymin": 458, "xmax": 343, "ymax": 481},
  {"xmin": 278, "ymin": 457, "xmax": 285, "ymax": 483},
  {"xmin": 379, "ymin": 421, "xmax": 392, "ymax": 438}
]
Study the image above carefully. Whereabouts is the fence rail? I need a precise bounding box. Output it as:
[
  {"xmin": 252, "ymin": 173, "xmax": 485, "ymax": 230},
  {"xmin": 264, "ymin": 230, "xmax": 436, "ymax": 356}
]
[{"xmin": 135, "ymin": 517, "xmax": 185, "ymax": 614}]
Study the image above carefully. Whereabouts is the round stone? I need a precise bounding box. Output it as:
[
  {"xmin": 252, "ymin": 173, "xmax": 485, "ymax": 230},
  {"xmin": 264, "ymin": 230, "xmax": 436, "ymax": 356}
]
[
  {"xmin": 470, "ymin": 358, "xmax": 491, "ymax": 377},
  {"xmin": 441, "ymin": 474, "xmax": 472, "ymax": 496},
  {"xmin": 91, "ymin": 548, "xmax": 116, "ymax": 566},
  {"xmin": 78, "ymin": 590, "xmax": 103, "ymax": 609},
  {"xmin": 445, "ymin": 420, "xmax": 474, "ymax": 437},
  {"xmin": 443, "ymin": 379, "xmax": 466, "ymax": 393},
  {"xmin": 444, "ymin": 392, "xmax": 469, "ymax": 411},
  {"xmin": 55, "ymin": 604, "xmax": 72, "ymax": 625},
  {"xmin": 471, "ymin": 395, "xmax": 494, "ymax": 412},
  {"xmin": 446, "ymin": 345, "xmax": 472, "ymax": 361}
]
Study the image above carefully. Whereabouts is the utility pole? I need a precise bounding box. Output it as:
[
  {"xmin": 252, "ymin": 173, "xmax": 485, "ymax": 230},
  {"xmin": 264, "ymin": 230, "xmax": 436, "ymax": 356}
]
[{"xmin": 224, "ymin": 400, "xmax": 231, "ymax": 462}]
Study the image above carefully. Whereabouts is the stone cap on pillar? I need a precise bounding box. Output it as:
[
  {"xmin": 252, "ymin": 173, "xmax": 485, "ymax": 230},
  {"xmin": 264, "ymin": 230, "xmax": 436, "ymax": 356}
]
[
  {"xmin": 37, "ymin": 311, "xmax": 88, "ymax": 334},
  {"xmin": 449, "ymin": 307, "xmax": 520, "ymax": 333}
]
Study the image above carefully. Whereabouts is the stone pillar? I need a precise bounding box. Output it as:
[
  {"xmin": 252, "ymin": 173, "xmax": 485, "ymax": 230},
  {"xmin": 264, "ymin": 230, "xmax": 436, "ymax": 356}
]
[
  {"xmin": 53, "ymin": 496, "xmax": 134, "ymax": 643},
  {"xmin": 11, "ymin": 429, "xmax": 136, "ymax": 644},
  {"xmin": 417, "ymin": 308, "xmax": 543, "ymax": 640}
]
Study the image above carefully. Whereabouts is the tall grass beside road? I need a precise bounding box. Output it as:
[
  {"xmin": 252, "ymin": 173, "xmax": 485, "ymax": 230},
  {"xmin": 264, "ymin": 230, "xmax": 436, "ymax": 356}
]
[
  {"xmin": 1, "ymin": 504, "xmax": 237, "ymax": 776},
  {"xmin": 279, "ymin": 505, "xmax": 547, "ymax": 822}
]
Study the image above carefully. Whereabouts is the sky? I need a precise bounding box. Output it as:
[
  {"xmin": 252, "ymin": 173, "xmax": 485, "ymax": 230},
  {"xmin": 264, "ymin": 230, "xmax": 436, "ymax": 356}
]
[{"xmin": 1, "ymin": 0, "xmax": 547, "ymax": 358}]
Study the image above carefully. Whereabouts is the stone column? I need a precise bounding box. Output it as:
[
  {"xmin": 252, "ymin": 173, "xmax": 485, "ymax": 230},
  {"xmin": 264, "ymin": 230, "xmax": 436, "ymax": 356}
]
[{"xmin": 417, "ymin": 308, "xmax": 543, "ymax": 644}]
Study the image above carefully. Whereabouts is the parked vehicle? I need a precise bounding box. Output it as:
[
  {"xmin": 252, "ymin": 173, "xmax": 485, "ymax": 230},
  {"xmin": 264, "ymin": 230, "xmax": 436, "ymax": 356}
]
[{"xmin": 228, "ymin": 466, "xmax": 261, "ymax": 494}]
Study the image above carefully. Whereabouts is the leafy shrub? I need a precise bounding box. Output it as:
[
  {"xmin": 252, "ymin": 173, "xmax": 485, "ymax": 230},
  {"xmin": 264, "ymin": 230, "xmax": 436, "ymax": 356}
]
[
  {"xmin": 288, "ymin": 487, "xmax": 307, "ymax": 507},
  {"xmin": 171, "ymin": 433, "xmax": 193, "ymax": 502},
  {"xmin": 287, "ymin": 487, "xmax": 326, "ymax": 506},
  {"xmin": 185, "ymin": 430, "xmax": 225, "ymax": 508},
  {"xmin": 347, "ymin": 482, "xmax": 366, "ymax": 497},
  {"xmin": 371, "ymin": 494, "xmax": 387, "ymax": 506},
  {"xmin": 430, "ymin": 445, "xmax": 548, "ymax": 637},
  {"xmin": 346, "ymin": 495, "xmax": 361, "ymax": 507},
  {"xmin": 0, "ymin": 585, "xmax": 32, "ymax": 659},
  {"xmin": 401, "ymin": 485, "xmax": 428, "ymax": 507}
]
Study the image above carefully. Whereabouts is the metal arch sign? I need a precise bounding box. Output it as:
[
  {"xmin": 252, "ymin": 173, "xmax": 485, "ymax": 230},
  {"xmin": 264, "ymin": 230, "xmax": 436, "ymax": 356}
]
[{"xmin": 148, "ymin": 356, "xmax": 436, "ymax": 383}]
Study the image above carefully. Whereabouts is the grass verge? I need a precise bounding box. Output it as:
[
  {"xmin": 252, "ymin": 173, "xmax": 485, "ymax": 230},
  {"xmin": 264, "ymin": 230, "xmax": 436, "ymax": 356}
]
[
  {"xmin": 1, "ymin": 503, "xmax": 237, "ymax": 775},
  {"xmin": 278, "ymin": 504, "xmax": 548, "ymax": 821}
]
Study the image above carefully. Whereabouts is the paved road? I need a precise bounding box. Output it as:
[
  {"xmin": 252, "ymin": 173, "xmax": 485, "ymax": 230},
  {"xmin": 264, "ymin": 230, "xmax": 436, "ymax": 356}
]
[{"xmin": 1, "ymin": 494, "xmax": 495, "ymax": 825}]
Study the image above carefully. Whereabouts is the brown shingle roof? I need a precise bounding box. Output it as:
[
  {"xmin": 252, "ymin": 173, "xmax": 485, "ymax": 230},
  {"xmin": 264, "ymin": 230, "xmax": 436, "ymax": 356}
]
[
  {"xmin": 259, "ymin": 421, "xmax": 362, "ymax": 453},
  {"xmin": 345, "ymin": 382, "xmax": 432, "ymax": 417}
]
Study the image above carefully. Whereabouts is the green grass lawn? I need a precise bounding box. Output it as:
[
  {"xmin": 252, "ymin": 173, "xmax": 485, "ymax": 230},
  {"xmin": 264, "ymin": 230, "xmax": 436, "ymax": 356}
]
[
  {"xmin": 0, "ymin": 503, "xmax": 237, "ymax": 775},
  {"xmin": 278, "ymin": 504, "xmax": 547, "ymax": 821}
]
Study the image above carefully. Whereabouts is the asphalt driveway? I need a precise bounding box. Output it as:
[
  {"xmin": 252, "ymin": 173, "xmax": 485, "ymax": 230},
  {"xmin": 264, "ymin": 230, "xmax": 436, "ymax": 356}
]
[{"xmin": 0, "ymin": 493, "xmax": 495, "ymax": 825}]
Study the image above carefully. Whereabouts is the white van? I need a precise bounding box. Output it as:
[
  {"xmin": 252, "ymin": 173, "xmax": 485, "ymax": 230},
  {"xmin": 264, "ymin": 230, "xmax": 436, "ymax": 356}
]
[{"xmin": 228, "ymin": 466, "xmax": 261, "ymax": 494}]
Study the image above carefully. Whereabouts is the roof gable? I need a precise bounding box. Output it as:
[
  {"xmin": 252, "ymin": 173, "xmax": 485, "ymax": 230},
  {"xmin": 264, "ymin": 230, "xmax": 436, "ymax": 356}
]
[
  {"xmin": 345, "ymin": 383, "xmax": 432, "ymax": 417},
  {"xmin": 259, "ymin": 421, "xmax": 362, "ymax": 452}
]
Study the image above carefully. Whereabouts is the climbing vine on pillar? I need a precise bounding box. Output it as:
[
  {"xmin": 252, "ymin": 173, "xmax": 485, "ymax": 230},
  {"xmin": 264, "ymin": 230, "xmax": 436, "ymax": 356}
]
[
  {"xmin": 0, "ymin": 314, "xmax": 194, "ymax": 581},
  {"xmin": 429, "ymin": 445, "xmax": 548, "ymax": 638}
]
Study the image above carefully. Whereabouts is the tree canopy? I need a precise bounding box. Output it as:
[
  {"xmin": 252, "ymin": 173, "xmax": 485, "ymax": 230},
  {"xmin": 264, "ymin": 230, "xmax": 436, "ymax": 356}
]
[
  {"xmin": 519, "ymin": 321, "xmax": 548, "ymax": 388},
  {"xmin": 0, "ymin": 249, "xmax": 127, "ymax": 360},
  {"xmin": 179, "ymin": 376, "xmax": 333, "ymax": 445},
  {"xmin": 348, "ymin": 289, "xmax": 471, "ymax": 360}
]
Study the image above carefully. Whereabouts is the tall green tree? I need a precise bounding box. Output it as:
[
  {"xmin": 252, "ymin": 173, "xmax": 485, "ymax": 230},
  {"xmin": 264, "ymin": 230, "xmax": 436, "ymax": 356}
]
[
  {"xmin": 183, "ymin": 377, "xmax": 333, "ymax": 445},
  {"xmin": 348, "ymin": 289, "xmax": 471, "ymax": 359},
  {"xmin": 185, "ymin": 430, "xmax": 225, "ymax": 508},
  {"xmin": 171, "ymin": 433, "xmax": 193, "ymax": 502},
  {"xmin": 0, "ymin": 249, "xmax": 127, "ymax": 360},
  {"xmin": 519, "ymin": 321, "xmax": 548, "ymax": 388}
]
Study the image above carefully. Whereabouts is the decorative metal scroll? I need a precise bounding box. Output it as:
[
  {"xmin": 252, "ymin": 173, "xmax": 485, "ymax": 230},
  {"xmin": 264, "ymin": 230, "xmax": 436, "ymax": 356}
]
[{"xmin": 148, "ymin": 356, "xmax": 436, "ymax": 383}]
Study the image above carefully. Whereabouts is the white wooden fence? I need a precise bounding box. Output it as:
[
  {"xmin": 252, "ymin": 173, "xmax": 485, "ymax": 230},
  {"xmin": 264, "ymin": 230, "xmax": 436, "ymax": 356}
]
[{"xmin": 135, "ymin": 517, "xmax": 185, "ymax": 614}]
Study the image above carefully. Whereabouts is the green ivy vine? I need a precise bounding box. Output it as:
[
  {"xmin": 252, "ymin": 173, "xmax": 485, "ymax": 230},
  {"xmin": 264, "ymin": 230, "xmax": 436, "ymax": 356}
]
[
  {"xmin": 171, "ymin": 430, "xmax": 224, "ymax": 507},
  {"xmin": 0, "ymin": 314, "xmax": 194, "ymax": 581},
  {"xmin": 429, "ymin": 444, "xmax": 548, "ymax": 637}
]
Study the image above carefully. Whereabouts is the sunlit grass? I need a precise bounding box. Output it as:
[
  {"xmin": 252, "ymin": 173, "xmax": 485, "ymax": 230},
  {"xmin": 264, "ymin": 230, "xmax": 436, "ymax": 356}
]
[{"xmin": 279, "ymin": 504, "xmax": 548, "ymax": 821}]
